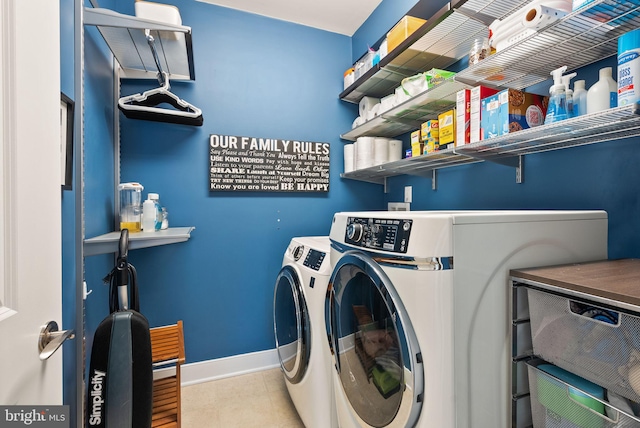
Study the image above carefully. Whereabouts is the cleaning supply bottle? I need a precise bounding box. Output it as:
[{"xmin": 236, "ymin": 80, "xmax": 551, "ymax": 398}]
[
  {"xmin": 618, "ymin": 28, "xmax": 640, "ymax": 106},
  {"xmin": 148, "ymin": 193, "xmax": 163, "ymax": 231},
  {"xmin": 545, "ymin": 66, "xmax": 568, "ymax": 124},
  {"xmin": 587, "ymin": 66, "xmax": 618, "ymax": 114},
  {"xmin": 562, "ymin": 72, "xmax": 577, "ymax": 118},
  {"xmin": 142, "ymin": 195, "xmax": 157, "ymax": 232},
  {"xmin": 573, "ymin": 80, "xmax": 587, "ymax": 117}
]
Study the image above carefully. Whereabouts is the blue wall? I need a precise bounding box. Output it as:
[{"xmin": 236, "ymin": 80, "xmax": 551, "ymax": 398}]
[
  {"xmin": 82, "ymin": 0, "xmax": 383, "ymax": 365},
  {"xmin": 77, "ymin": 0, "xmax": 639, "ymax": 376}
]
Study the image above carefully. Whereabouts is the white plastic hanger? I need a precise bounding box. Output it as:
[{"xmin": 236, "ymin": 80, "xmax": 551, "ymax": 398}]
[
  {"xmin": 118, "ymin": 71, "xmax": 203, "ymax": 126},
  {"xmin": 118, "ymin": 30, "xmax": 203, "ymax": 126}
]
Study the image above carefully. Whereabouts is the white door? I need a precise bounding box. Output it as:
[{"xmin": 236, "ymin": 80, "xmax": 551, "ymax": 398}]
[{"xmin": 0, "ymin": 0, "xmax": 63, "ymax": 404}]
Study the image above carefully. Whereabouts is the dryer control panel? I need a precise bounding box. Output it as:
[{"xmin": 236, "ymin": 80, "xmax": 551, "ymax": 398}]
[
  {"xmin": 345, "ymin": 217, "xmax": 412, "ymax": 253},
  {"xmin": 303, "ymin": 248, "xmax": 326, "ymax": 271}
]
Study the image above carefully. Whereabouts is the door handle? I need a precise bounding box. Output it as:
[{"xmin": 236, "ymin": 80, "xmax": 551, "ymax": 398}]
[{"xmin": 38, "ymin": 321, "xmax": 75, "ymax": 361}]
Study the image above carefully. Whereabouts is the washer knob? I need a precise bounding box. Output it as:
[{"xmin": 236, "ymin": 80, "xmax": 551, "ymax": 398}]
[
  {"xmin": 347, "ymin": 223, "xmax": 364, "ymax": 243},
  {"xmin": 292, "ymin": 245, "xmax": 304, "ymax": 261}
]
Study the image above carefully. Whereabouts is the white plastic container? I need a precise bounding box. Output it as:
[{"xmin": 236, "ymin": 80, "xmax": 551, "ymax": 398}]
[
  {"xmin": 586, "ymin": 67, "xmax": 617, "ymax": 114},
  {"xmin": 572, "ymin": 80, "xmax": 587, "ymax": 117},
  {"xmin": 142, "ymin": 196, "xmax": 157, "ymax": 232},
  {"xmin": 148, "ymin": 193, "xmax": 163, "ymax": 231},
  {"xmin": 618, "ymin": 28, "xmax": 640, "ymax": 107},
  {"xmin": 135, "ymin": 1, "xmax": 182, "ymax": 25}
]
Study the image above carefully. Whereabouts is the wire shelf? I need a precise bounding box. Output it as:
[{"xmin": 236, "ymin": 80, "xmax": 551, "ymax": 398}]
[
  {"xmin": 457, "ymin": 105, "xmax": 640, "ymax": 158},
  {"xmin": 339, "ymin": 0, "xmax": 640, "ymax": 185},
  {"xmin": 341, "ymin": 78, "xmax": 471, "ymax": 141},
  {"xmin": 340, "ymin": 0, "xmax": 531, "ymax": 104},
  {"xmin": 455, "ymin": 0, "xmax": 640, "ymax": 89},
  {"xmin": 344, "ymin": 105, "xmax": 640, "ymax": 185}
]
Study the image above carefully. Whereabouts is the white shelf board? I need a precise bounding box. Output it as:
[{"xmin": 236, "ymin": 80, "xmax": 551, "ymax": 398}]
[{"xmin": 84, "ymin": 226, "xmax": 195, "ymax": 256}]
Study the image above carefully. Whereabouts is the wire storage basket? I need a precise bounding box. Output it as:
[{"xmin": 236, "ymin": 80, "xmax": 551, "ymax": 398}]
[
  {"xmin": 528, "ymin": 287, "xmax": 640, "ymax": 404},
  {"xmin": 527, "ymin": 359, "xmax": 640, "ymax": 428}
]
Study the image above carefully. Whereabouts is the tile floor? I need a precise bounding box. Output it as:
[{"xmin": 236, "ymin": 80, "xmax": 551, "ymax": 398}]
[{"xmin": 181, "ymin": 368, "xmax": 305, "ymax": 427}]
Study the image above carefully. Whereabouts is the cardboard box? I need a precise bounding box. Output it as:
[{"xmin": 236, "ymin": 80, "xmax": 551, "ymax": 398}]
[
  {"xmin": 411, "ymin": 130, "xmax": 422, "ymax": 157},
  {"xmin": 481, "ymin": 89, "xmax": 547, "ymax": 140},
  {"xmin": 423, "ymin": 138, "xmax": 439, "ymax": 154},
  {"xmin": 455, "ymin": 89, "xmax": 470, "ymax": 147},
  {"xmin": 438, "ymin": 110, "xmax": 456, "ymax": 149},
  {"xmin": 387, "ymin": 16, "xmax": 427, "ymax": 53},
  {"xmin": 421, "ymin": 120, "xmax": 439, "ymax": 141},
  {"xmin": 470, "ymin": 86, "xmax": 499, "ymax": 144}
]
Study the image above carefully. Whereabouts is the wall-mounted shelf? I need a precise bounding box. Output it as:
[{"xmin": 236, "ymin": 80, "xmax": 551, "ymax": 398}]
[
  {"xmin": 343, "ymin": 104, "xmax": 640, "ymax": 186},
  {"xmin": 455, "ymin": 1, "xmax": 640, "ymax": 89},
  {"xmin": 340, "ymin": 0, "xmax": 640, "ymax": 186},
  {"xmin": 340, "ymin": 0, "xmax": 531, "ymax": 104},
  {"xmin": 84, "ymin": 227, "xmax": 195, "ymax": 257},
  {"xmin": 342, "ymin": 78, "xmax": 470, "ymax": 141},
  {"xmin": 84, "ymin": 7, "xmax": 195, "ymax": 81}
]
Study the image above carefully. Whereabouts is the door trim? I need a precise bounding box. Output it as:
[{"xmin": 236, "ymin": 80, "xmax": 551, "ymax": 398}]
[{"xmin": 0, "ymin": 0, "xmax": 17, "ymax": 322}]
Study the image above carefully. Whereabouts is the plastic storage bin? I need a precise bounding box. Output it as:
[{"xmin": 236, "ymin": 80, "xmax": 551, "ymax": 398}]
[
  {"xmin": 527, "ymin": 359, "xmax": 640, "ymax": 428},
  {"xmin": 386, "ymin": 16, "xmax": 427, "ymax": 53},
  {"xmin": 528, "ymin": 287, "xmax": 640, "ymax": 403}
]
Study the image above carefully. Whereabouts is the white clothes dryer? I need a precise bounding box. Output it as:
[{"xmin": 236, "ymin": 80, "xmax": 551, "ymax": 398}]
[
  {"xmin": 273, "ymin": 236, "xmax": 337, "ymax": 428},
  {"xmin": 325, "ymin": 211, "xmax": 608, "ymax": 428}
]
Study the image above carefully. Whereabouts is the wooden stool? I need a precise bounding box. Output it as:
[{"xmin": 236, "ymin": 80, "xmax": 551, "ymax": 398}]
[{"xmin": 150, "ymin": 321, "xmax": 185, "ymax": 428}]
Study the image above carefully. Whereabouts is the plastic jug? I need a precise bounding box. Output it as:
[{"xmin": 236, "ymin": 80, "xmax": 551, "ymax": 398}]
[{"xmin": 118, "ymin": 182, "xmax": 144, "ymax": 232}]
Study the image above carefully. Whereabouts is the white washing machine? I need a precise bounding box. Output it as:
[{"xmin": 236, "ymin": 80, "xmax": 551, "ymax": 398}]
[
  {"xmin": 325, "ymin": 211, "xmax": 608, "ymax": 428},
  {"xmin": 273, "ymin": 236, "xmax": 337, "ymax": 428}
]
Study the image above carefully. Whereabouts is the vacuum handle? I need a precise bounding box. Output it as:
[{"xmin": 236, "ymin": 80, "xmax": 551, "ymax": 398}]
[{"xmin": 118, "ymin": 228, "xmax": 129, "ymax": 260}]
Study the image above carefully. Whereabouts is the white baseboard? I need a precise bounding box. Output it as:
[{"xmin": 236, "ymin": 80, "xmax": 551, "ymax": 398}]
[{"xmin": 172, "ymin": 348, "xmax": 280, "ymax": 387}]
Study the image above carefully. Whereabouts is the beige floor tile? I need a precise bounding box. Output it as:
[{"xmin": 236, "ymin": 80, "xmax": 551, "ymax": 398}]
[{"xmin": 181, "ymin": 368, "xmax": 305, "ymax": 428}]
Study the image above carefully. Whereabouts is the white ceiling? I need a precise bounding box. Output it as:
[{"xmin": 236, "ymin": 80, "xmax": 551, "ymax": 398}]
[{"xmin": 195, "ymin": 0, "xmax": 382, "ymax": 36}]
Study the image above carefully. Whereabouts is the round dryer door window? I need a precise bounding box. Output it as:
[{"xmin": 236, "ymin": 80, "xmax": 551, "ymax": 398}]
[
  {"xmin": 273, "ymin": 265, "xmax": 310, "ymax": 384},
  {"xmin": 326, "ymin": 251, "xmax": 423, "ymax": 427}
]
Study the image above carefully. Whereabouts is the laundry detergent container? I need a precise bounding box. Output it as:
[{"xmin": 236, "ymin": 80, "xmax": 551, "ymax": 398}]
[{"xmin": 528, "ymin": 287, "xmax": 640, "ymax": 403}]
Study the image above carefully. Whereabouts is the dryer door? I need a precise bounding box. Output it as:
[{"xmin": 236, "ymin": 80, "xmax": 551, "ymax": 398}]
[
  {"xmin": 273, "ymin": 265, "xmax": 310, "ymax": 384},
  {"xmin": 326, "ymin": 250, "xmax": 423, "ymax": 428}
]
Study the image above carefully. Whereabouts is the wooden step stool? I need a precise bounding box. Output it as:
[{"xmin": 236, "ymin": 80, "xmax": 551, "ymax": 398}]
[{"xmin": 150, "ymin": 321, "xmax": 185, "ymax": 428}]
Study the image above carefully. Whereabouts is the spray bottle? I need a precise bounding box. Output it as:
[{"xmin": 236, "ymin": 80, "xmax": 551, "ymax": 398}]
[
  {"xmin": 561, "ymin": 72, "xmax": 577, "ymax": 118},
  {"xmin": 545, "ymin": 66, "xmax": 568, "ymax": 124}
]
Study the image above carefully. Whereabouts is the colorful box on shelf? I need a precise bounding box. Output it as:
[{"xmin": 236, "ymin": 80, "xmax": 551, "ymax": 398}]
[
  {"xmin": 456, "ymin": 89, "xmax": 471, "ymax": 147},
  {"xmin": 438, "ymin": 110, "xmax": 456, "ymax": 149},
  {"xmin": 421, "ymin": 120, "xmax": 439, "ymax": 141},
  {"xmin": 481, "ymin": 89, "xmax": 547, "ymax": 139},
  {"xmin": 470, "ymin": 86, "xmax": 500, "ymax": 144},
  {"xmin": 387, "ymin": 15, "xmax": 427, "ymax": 53},
  {"xmin": 411, "ymin": 130, "xmax": 423, "ymax": 157}
]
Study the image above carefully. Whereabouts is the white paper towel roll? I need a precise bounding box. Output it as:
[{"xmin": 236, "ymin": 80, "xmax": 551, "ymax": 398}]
[
  {"xmin": 356, "ymin": 137, "xmax": 375, "ymax": 170},
  {"xmin": 388, "ymin": 139, "xmax": 402, "ymax": 162},
  {"xmin": 344, "ymin": 144, "xmax": 355, "ymax": 173},
  {"xmin": 359, "ymin": 96, "xmax": 380, "ymax": 117},
  {"xmin": 374, "ymin": 138, "xmax": 389, "ymax": 165},
  {"xmin": 522, "ymin": 4, "xmax": 567, "ymax": 30}
]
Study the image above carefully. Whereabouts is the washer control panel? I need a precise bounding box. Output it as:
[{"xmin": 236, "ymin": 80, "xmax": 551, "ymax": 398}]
[
  {"xmin": 303, "ymin": 248, "xmax": 326, "ymax": 271},
  {"xmin": 345, "ymin": 217, "xmax": 412, "ymax": 253}
]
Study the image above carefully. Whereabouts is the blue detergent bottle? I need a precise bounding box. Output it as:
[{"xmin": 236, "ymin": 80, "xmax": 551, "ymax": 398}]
[{"xmin": 545, "ymin": 66, "xmax": 568, "ymax": 124}]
